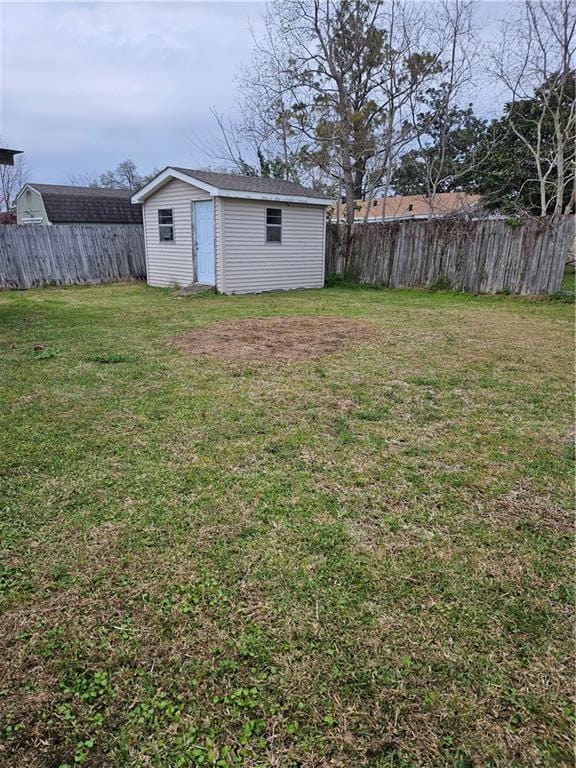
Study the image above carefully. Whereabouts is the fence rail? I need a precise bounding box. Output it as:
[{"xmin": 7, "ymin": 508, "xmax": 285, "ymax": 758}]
[
  {"xmin": 0, "ymin": 224, "xmax": 146, "ymax": 289},
  {"xmin": 326, "ymin": 216, "xmax": 574, "ymax": 295}
]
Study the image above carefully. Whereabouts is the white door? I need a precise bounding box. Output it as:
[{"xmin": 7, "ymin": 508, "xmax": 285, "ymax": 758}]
[{"xmin": 193, "ymin": 200, "xmax": 215, "ymax": 285}]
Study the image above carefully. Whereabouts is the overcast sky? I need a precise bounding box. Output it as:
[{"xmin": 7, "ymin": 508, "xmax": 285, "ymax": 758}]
[{"xmin": 1, "ymin": 1, "xmax": 511, "ymax": 185}]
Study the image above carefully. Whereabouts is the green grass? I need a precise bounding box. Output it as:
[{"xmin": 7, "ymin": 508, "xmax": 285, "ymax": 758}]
[
  {"xmin": 0, "ymin": 283, "xmax": 573, "ymax": 767},
  {"xmin": 561, "ymin": 263, "xmax": 575, "ymax": 293}
]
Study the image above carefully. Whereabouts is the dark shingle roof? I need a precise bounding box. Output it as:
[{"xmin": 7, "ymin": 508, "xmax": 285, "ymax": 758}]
[
  {"xmin": 172, "ymin": 168, "xmax": 329, "ymax": 200},
  {"xmin": 29, "ymin": 184, "xmax": 142, "ymax": 224}
]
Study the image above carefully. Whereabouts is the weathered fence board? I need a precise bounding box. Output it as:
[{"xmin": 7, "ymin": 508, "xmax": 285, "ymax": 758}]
[
  {"xmin": 0, "ymin": 224, "xmax": 146, "ymax": 289},
  {"xmin": 326, "ymin": 216, "xmax": 574, "ymax": 294}
]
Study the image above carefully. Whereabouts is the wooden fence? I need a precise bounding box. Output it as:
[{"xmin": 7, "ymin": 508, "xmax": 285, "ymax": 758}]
[
  {"xmin": 0, "ymin": 224, "xmax": 146, "ymax": 289},
  {"xmin": 326, "ymin": 216, "xmax": 574, "ymax": 294},
  {"xmin": 2, "ymin": 217, "xmax": 572, "ymax": 294}
]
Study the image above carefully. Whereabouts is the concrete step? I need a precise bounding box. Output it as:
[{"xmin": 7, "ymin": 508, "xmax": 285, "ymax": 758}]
[{"xmin": 176, "ymin": 283, "xmax": 216, "ymax": 297}]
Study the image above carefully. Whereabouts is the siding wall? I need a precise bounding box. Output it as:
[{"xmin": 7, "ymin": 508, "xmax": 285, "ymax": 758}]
[
  {"xmin": 214, "ymin": 197, "xmax": 224, "ymax": 292},
  {"xmin": 220, "ymin": 198, "xmax": 326, "ymax": 294},
  {"xmin": 17, "ymin": 187, "xmax": 48, "ymax": 224},
  {"xmin": 142, "ymin": 178, "xmax": 212, "ymax": 287}
]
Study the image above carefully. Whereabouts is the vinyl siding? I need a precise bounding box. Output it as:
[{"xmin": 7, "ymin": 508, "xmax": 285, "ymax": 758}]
[
  {"xmin": 142, "ymin": 179, "xmax": 211, "ymax": 288},
  {"xmin": 214, "ymin": 197, "xmax": 224, "ymax": 292},
  {"xmin": 17, "ymin": 187, "xmax": 49, "ymax": 224},
  {"xmin": 220, "ymin": 198, "xmax": 326, "ymax": 294}
]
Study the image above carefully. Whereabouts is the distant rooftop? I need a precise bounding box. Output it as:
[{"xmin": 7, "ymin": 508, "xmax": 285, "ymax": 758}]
[
  {"xmin": 336, "ymin": 192, "xmax": 481, "ymax": 221},
  {"xmin": 29, "ymin": 183, "xmax": 134, "ymax": 198},
  {"xmin": 23, "ymin": 183, "xmax": 142, "ymax": 224}
]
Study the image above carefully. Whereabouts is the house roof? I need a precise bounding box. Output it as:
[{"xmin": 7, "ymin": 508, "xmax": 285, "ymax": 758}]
[
  {"xmin": 338, "ymin": 192, "xmax": 481, "ymax": 221},
  {"xmin": 22, "ymin": 184, "xmax": 143, "ymax": 224},
  {"xmin": 131, "ymin": 167, "xmax": 332, "ymax": 205}
]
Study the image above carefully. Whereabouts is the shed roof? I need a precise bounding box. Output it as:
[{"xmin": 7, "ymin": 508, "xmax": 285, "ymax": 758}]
[
  {"xmin": 173, "ymin": 168, "xmax": 329, "ymax": 200},
  {"xmin": 23, "ymin": 184, "xmax": 142, "ymax": 224},
  {"xmin": 131, "ymin": 167, "xmax": 332, "ymax": 205}
]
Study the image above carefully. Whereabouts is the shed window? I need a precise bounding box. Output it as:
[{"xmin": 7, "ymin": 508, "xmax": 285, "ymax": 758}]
[
  {"xmin": 158, "ymin": 209, "xmax": 174, "ymax": 241},
  {"xmin": 266, "ymin": 208, "xmax": 282, "ymax": 243}
]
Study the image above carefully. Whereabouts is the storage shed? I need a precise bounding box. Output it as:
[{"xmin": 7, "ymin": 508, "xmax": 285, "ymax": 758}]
[{"xmin": 131, "ymin": 167, "xmax": 331, "ymax": 294}]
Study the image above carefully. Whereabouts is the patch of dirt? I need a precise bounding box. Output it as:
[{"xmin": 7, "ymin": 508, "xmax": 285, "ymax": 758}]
[{"xmin": 169, "ymin": 316, "xmax": 376, "ymax": 361}]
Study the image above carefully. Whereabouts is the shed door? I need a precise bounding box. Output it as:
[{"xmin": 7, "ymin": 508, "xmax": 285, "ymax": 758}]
[{"xmin": 193, "ymin": 200, "xmax": 215, "ymax": 285}]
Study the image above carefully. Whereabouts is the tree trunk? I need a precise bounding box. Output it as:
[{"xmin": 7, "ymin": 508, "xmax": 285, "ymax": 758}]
[
  {"xmin": 554, "ymin": 111, "xmax": 565, "ymax": 215},
  {"xmin": 353, "ymin": 165, "xmax": 365, "ymax": 200},
  {"xmin": 342, "ymin": 162, "xmax": 356, "ymax": 275}
]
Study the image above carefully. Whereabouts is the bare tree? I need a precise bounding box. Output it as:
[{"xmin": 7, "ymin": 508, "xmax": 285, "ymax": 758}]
[
  {"xmin": 220, "ymin": 0, "xmax": 445, "ymax": 265},
  {"xmin": 201, "ymin": 19, "xmax": 318, "ymax": 184},
  {"xmin": 490, "ymin": 0, "xmax": 575, "ymax": 215},
  {"xmin": 99, "ymin": 159, "xmax": 144, "ymax": 190},
  {"xmin": 0, "ymin": 152, "xmax": 29, "ymax": 212},
  {"xmin": 67, "ymin": 160, "xmax": 160, "ymax": 191},
  {"xmin": 400, "ymin": 0, "xmax": 480, "ymax": 215},
  {"xmin": 360, "ymin": 0, "xmax": 436, "ymax": 220},
  {"xmin": 283, "ymin": 1, "xmax": 441, "ymax": 217},
  {"xmin": 67, "ymin": 171, "xmax": 99, "ymax": 187},
  {"xmin": 202, "ymin": 107, "xmax": 291, "ymax": 178}
]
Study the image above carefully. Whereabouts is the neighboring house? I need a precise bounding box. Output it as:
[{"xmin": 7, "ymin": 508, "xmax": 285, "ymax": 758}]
[
  {"xmin": 0, "ymin": 148, "xmax": 22, "ymax": 166},
  {"xmin": 16, "ymin": 184, "xmax": 142, "ymax": 225},
  {"xmin": 131, "ymin": 167, "xmax": 332, "ymax": 294},
  {"xmin": 334, "ymin": 192, "xmax": 481, "ymax": 222}
]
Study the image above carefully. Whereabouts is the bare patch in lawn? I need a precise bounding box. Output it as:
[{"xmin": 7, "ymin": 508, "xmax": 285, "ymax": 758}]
[
  {"xmin": 169, "ymin": 316, "xmax": 375, "ymax": 361},
  {"xmin": 480, "ymin": 481, "xmax": 573, "ymax": 536}
]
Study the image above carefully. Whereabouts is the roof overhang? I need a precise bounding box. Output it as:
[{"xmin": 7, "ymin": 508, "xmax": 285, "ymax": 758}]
[
  {"xmin": 15, "ymin": 183, "xmax": 38, "ymax": 202},
  {"xmin": 131, "ymin": 167, "xmax": 332, "ymax": 206},
  {"xmin": 354, "ymin": 214, "xmax": 431, "ymax": 222},
  {"xmin": 0, "ymin": 148, "xmax": 23, "ymax": 166}
]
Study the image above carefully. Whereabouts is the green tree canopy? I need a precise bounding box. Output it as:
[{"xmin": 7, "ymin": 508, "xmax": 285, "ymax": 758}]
[
  {"xmin": 392, "ymin": 97, "xmax": 488, "ymax": 196},
  {"xmin": 473, "ymin": 73, "xmax": 575, "ymax": 214}
]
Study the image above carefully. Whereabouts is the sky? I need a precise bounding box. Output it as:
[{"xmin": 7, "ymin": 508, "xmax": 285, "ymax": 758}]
[{"xmin": 1, "ymin": 0, "xmax": 511, "ymax": 185}]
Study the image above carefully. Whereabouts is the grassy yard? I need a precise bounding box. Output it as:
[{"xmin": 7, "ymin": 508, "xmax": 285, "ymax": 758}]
[
  {"xmin": 0, "ymin": 283, "xmax": 573, "ymax": 768},
  {"xmin": 562, "ymin": 263, "xmax": 575, "ymax": 294}
]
